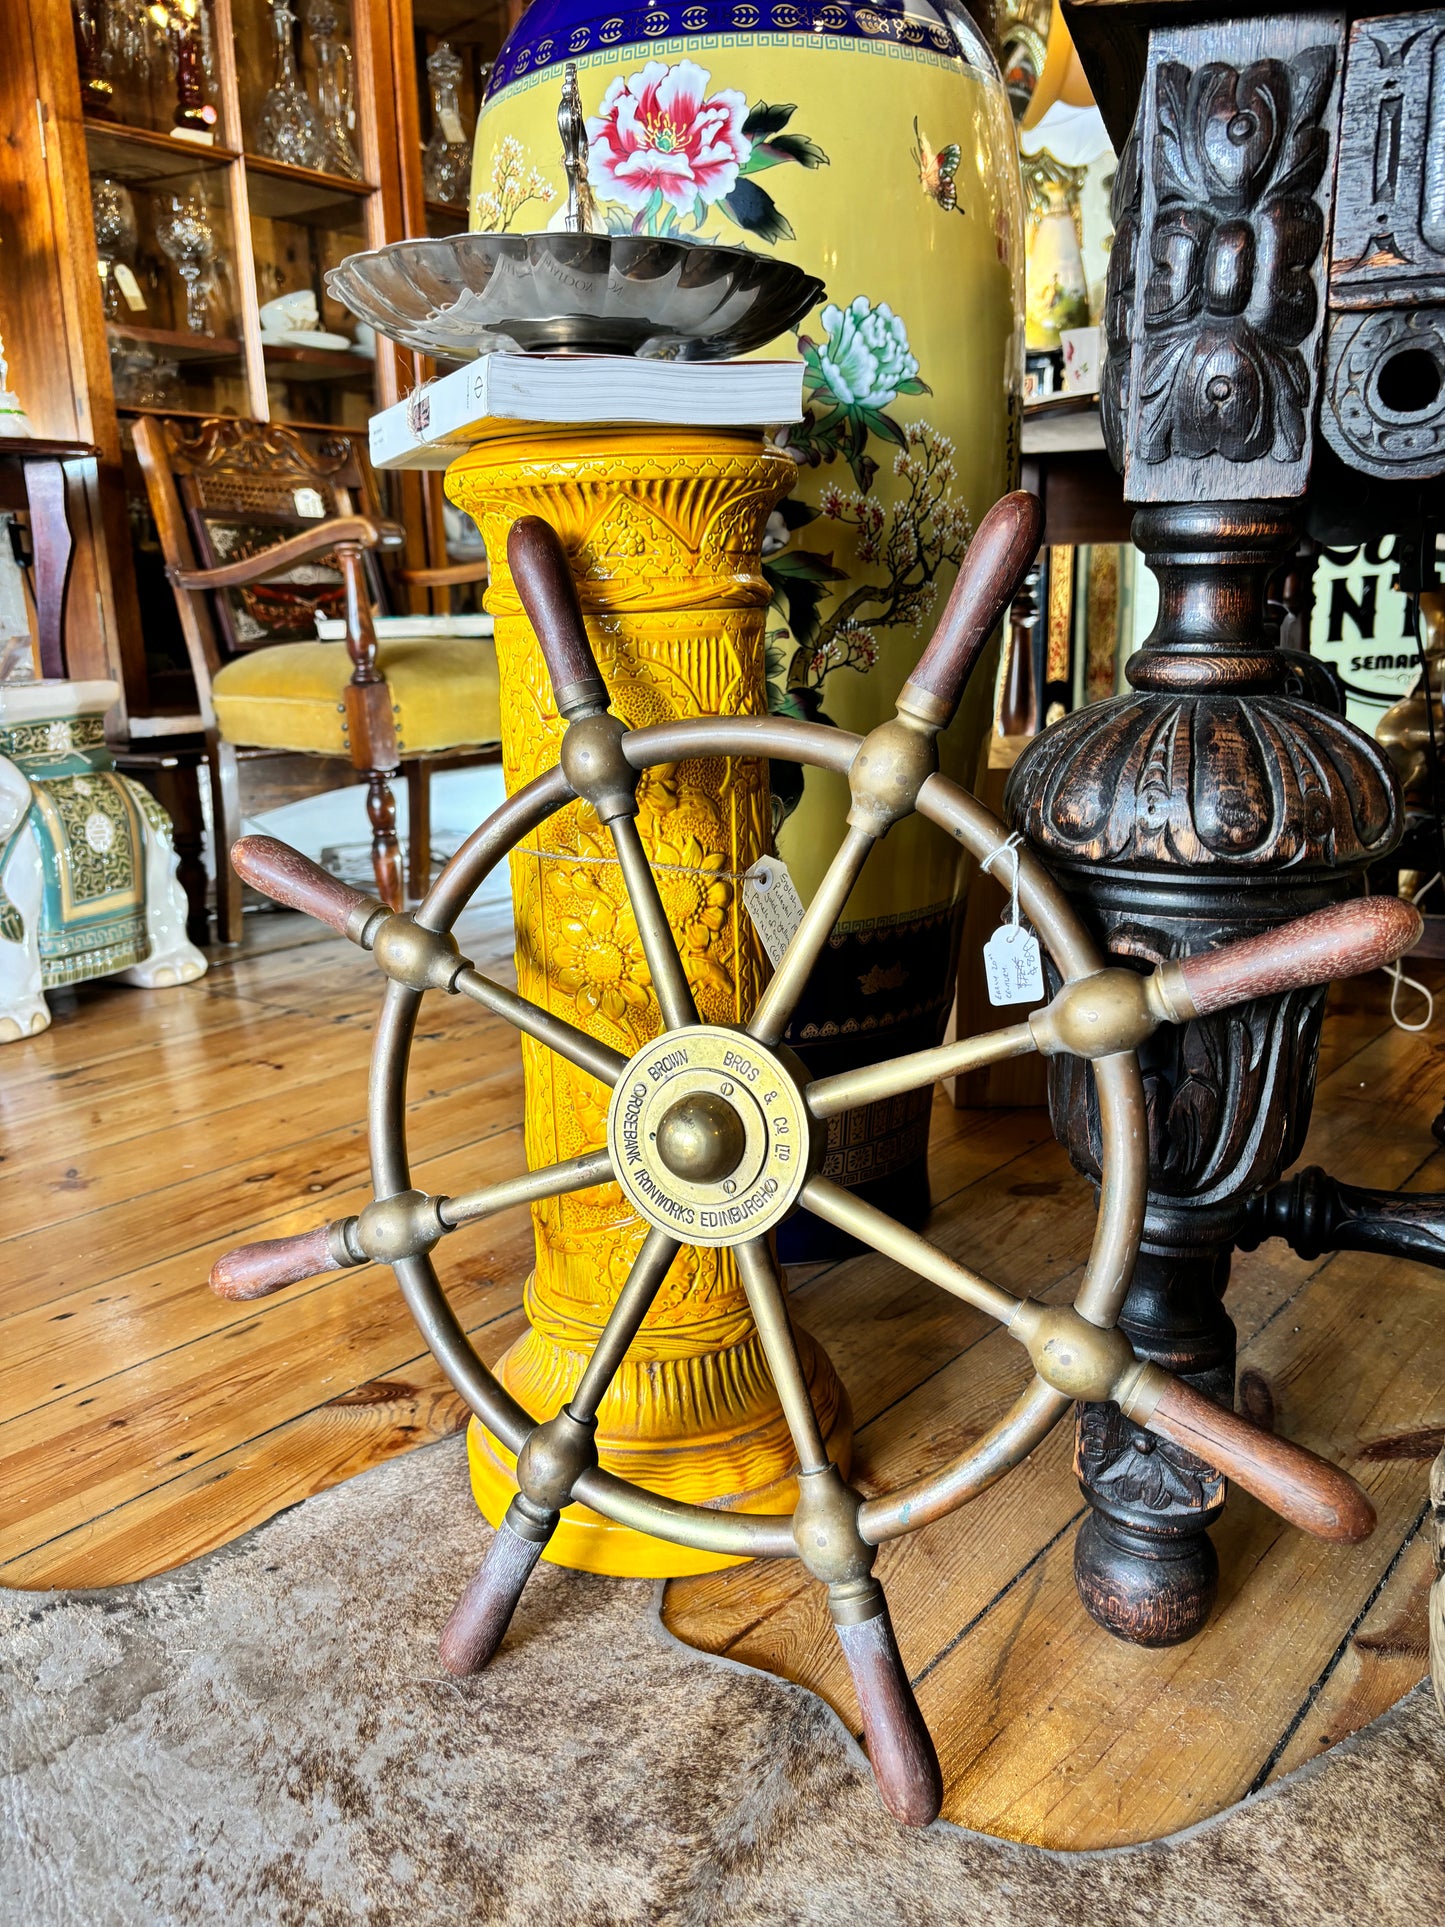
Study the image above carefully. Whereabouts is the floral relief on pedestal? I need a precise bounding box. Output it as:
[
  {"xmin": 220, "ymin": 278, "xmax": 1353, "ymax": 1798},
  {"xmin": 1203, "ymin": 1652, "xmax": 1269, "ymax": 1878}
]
[{"xmin": 446, "ymin": 432, "xmax": 789, "ymax": 1338}]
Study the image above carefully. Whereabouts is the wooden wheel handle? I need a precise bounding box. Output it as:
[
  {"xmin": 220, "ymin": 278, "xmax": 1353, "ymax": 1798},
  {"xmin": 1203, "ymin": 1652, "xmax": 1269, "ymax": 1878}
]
[
  {"xmin": 210, "ymin": 1221, "xmax": 359, "ymax": 1300},
  {"xmin": 898, "ymin": 489, "xmax": 1043, "ymax": 731},
  {"xmin": 1159, "ymin": 896, "xmax": 1422, "ymax": 1021},
  {"xmin": 1132, "ymin": 1371, "xmax": 1375, "ymax": 1543},
  {"xmin": 833, "ymin": 1592, "xmax": 943, "ymax": 1827},
  {"xmin": 439, "ymin": 1510, "xmax": 552, "ymax": 1675},
  {"xmin": 507, "ymin": 515, "xmax": 608, "ymax": 722},
  {"xmin": 232, "ymin": 834, "xmax": 386, "ymax": 939}
]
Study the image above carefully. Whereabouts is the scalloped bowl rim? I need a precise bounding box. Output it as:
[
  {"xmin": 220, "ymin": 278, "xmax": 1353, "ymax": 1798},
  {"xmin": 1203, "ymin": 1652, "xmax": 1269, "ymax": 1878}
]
[{"xmin": 325, "ymin": 231, "xmax": 827, "ymax": 359}]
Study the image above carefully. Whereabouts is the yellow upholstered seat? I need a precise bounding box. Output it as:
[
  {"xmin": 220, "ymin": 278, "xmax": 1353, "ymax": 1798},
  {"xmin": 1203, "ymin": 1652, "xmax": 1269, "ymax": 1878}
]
[{"xmin": 211, "ymin": 636, "xmax": 501, "ymax": 759}]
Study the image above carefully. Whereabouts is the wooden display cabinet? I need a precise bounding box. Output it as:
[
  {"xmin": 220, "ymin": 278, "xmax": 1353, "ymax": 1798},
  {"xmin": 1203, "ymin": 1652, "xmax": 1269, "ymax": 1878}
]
[
  {"xmin": 386, "ymin": 0, "xmax": 519, "ymax": 609},
  {"xmin": 391, "ymin": 0, "xmax": 515, "ymax": 235},
  {"xmin": 0, "ymin": 0, "xmax": 413, "ymax": 735}
]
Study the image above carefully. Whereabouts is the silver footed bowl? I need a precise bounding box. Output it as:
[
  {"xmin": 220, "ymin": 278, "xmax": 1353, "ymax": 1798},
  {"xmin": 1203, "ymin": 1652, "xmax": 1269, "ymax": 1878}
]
[{"xmin": 324, "ymin": 231, "xmax": 824, "ymax": 361}]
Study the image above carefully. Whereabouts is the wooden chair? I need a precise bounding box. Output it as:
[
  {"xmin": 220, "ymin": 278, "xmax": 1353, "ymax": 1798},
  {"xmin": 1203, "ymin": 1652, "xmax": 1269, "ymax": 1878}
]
[{"xmin": 133, "ymin": 416, "xmax": 500, "ymax": 942}]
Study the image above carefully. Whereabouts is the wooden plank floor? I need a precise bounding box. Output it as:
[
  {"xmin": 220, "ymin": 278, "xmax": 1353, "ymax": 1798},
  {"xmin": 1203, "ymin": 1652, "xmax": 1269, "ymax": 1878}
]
[{"xmin": 1, "ymin": 898, "xmax": 1441, "ymax": 1851}]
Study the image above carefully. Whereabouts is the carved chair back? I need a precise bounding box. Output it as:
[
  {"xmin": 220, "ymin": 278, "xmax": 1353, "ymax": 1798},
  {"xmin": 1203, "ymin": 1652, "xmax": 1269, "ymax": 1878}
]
[{"xmin": 133, "ymin": 416, "xmax": 391, "ymax": 705}]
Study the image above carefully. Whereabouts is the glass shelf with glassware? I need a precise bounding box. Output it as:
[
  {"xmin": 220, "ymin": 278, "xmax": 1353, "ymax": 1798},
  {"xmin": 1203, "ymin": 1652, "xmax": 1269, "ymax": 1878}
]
[
  {"xmin": 90, "ymin": 165, "xmax": 250, "ymax": 415},
  {"xmin": 22, "ymin": 0, "xmax": 461, "ymax": 725},
  {"xmin": 404, "ymin": 0, "xmax": 511, "ymax": 235},
  {"xmin": 71, "ymin": 0, "xmax": 393, "ymax": 432},
  {"xmin": 84, "ymin": 121, "xmax": 240, "ymax": 185},
  {"xmin": 73, "ymin": 0, "xmax": 224, "ymax": 142},
  {"xmin": 234, "ymin": 0, "xmax": 367, "ymax": 178}
]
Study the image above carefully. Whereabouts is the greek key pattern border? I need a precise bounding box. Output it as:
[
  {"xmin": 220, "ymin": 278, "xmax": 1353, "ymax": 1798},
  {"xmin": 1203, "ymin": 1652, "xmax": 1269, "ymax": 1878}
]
[{"xmin": 488, "ymin": 7, "xmax": 962, "ymax": 98}]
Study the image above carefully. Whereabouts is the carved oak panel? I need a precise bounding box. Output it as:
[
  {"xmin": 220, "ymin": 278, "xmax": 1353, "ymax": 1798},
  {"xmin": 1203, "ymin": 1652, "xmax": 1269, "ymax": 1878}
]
[
  {"xmin": 1330, "ymin": 11, "xmax": 1445, "ymax": 311},
  {"xmin": 1077, "ymin": 1389, "xmax": 1228, "ymax": 1526},
  {"xmin": 1118, "ymin": 14, "xmax": 1345, "ymax": 504},
  {"xmin": 1320, "ymin": 303, "xmax": 1445, "ymax": 479}
]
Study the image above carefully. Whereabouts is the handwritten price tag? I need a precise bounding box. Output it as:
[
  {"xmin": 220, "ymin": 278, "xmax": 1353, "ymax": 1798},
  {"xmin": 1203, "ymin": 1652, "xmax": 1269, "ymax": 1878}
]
[
  {"xmin": 112, "ymin": 264, "xmax": 148, "ymax": 312},
  {"xmin": 983, "ymin": 924, "xmax": 1044, "ymax": 1006},
  {"xmin": 743, "ymin": 856, "xmax": 805, "ymax": 967}
]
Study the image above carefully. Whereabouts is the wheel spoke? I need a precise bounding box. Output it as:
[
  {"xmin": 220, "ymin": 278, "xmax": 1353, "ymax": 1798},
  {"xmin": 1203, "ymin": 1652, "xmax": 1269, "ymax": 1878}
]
[
  {"xmin": 440, "ymin": 1149, "xmax": 614, "ymax": 1231},
  {"xmin": 735, "ymin": 1237, "xmax": 829, "ymax": 1474},
  {"xmin": 801, "ymin": 1176, "xmax": 1023, "ymax": 1328},
  {"xmin": 748, "ymin": 824, "xmax": 875, "ymax": 1047},
  {"xmin": 454, "ymin": 966, "xmax": 627, "ymax": 1086},
  {"xmin": 570, "ymin": 1225, "xmax": 680, "ymax": 1422},
  {"xmin": 805, "ymin": 1021, "xmax": 1037, "ymax": 1121},
  {"xmin": 609, "ymin": 814, "xmax": 699, "ymax": 1032}
]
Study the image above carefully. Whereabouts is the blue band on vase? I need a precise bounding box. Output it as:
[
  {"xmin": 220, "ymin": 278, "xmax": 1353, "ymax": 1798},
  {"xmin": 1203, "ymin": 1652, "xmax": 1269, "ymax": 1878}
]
[{"xmin": 484, "ymin": 0, "xmax": 966, "ymax": 100}]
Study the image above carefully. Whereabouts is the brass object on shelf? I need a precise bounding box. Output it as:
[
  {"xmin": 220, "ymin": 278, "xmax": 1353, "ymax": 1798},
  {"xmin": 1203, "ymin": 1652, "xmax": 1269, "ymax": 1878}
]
[{"xmin": 996, "ymin": 0, "xmax": 1052, "ymax": 122}]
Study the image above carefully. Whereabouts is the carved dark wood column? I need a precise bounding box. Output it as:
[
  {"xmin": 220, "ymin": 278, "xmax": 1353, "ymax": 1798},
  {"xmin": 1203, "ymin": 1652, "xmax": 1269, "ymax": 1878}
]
[
  {"xmin": 1010, "ymin": 504, "xmax": 1397, "ymax": 1639},
  {"xmin": 1005, "ymin": 11, "xmax": 1408, "ymax": 1643}
]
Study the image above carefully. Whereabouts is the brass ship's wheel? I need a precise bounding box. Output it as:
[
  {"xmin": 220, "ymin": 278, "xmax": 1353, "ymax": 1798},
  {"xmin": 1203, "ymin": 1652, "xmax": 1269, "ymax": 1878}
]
[{"xmin": 215, "ymin": 500, "xmax": 1413, "ymax": 1827}]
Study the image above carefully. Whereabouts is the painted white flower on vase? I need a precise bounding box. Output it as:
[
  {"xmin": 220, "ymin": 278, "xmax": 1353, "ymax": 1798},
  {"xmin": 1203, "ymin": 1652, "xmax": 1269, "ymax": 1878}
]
[{"xmin": 815, "ymin": 296, "xmax": 920, "ymax": 411}]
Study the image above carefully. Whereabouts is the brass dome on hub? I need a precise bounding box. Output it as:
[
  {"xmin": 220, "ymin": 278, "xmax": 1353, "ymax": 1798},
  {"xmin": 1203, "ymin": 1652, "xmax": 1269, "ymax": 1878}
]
[{"xmin": 654, "ymin": 1091, "xmax": 747, "ymax": 1187}]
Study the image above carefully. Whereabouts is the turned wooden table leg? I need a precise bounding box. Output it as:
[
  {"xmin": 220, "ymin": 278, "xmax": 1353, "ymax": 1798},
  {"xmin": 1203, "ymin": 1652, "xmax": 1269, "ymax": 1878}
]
[
  {"xmin": 20, "ymin": 458, "xmax": 74, "ymax": 682},
  {"xmin": 1073, "ymin": 1243, "xmax": 1235, "ymax": 1644},
  {"xmin": 998, "ymin": 560, "xmax": 1041, "ymax": 738},
  {"xmin": 1008, "ymin": 504, "xmax": 1399, "ymax": 1644},
  {"xmin": 1000, "ymin": 7, "xmax": 1418, "ymax": 1644}
]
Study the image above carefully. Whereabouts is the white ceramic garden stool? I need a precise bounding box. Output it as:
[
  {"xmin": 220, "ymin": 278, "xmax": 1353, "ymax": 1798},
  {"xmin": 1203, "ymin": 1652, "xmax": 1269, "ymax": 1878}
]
[{"xmin": 0, "ymin": 679, "xmax": 206, "ymax": 1041}]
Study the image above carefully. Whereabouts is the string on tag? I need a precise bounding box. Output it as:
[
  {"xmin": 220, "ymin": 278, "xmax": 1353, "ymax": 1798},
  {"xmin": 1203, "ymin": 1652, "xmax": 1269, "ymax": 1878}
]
[
  {"xmin": 979, "ymin": 831, "xmax": 1026, "ymax": 929},
  {"xmin": 1387, "ymin": 870, "xmax": 1440, "ymax": 1035},
  {"xmin": 979, "ymin": 833, "xmax": 1044, "ymax": 1007}
]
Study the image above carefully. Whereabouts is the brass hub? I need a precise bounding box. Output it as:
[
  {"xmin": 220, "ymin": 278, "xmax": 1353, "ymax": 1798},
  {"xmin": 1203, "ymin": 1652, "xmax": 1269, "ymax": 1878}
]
[
  {"xmin": 606, "ymin": 1026, "xmax": 811, "ymax": 1246},
  {"xmin": 655, "ymin": 1090, "xmax": 747, "ymax": 1186}
]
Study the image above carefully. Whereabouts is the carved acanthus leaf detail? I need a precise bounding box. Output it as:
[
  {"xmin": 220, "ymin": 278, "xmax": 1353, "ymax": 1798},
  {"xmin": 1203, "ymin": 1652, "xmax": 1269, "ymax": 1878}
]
[
  {"xmin": 1007, "ymin": 691, "xmax": 1397, "ymax": 873},
  {"xmin": 1077, "ymin": 1399, "xmax": 1226, "ymax": 1518},
  {"xmin": 1101, "ymin": 124, "xmax": 1142, "ymax": 469},
  {"xmin": 1049, "ymin": 955, "xmax": 1325, "ymax": 1206}
]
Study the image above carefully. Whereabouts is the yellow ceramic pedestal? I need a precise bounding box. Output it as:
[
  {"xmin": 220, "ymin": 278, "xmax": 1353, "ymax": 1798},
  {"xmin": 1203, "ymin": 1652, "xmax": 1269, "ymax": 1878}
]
[{"xmin": 447, "ymin": 423, "xmax": 852, "ymax": 1578}]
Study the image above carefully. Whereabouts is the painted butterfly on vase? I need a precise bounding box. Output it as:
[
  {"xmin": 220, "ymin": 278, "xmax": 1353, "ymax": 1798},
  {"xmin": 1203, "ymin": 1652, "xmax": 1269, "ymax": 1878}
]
[{"xmin": 911, "ymin": 118, "xmax": 962, "ymax": 214}]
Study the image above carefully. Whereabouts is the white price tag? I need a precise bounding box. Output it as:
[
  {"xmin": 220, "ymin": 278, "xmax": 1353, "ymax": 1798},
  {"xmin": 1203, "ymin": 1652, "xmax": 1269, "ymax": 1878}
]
[
  {"xmin": 743, "ymin": 856, "xmax": 805, "ymax": 967},
  {"xmin": 441, "ymin": 108, "xmax": 466, "ymax": 144},
  {"xmin": 113, "ymin": 263, "xmax": 147, "ymax": 312},
  {"xmin": 293, "ymin": 487, "xmax": 327, "ymax": 519},
  {"xmin": 983, "ymin": 923, "xmax": 1045, "ymax": 1006}
]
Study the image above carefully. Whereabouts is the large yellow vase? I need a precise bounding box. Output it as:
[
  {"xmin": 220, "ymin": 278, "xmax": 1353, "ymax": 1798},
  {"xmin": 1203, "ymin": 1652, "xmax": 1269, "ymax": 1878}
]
[
  {"xmin": 471, "ymin": 6, "xmax": 1024, "ymax": 1254},
  {"xmin": 447, "ymin": 424, "xmax": 850, "ymax": 1576}
]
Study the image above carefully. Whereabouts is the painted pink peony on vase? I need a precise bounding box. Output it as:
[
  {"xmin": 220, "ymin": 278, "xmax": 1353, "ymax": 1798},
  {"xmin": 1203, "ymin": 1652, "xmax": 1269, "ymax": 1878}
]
[{"xmin": 586, "ymin": 59, "xmax": 749, "ymax": 219}]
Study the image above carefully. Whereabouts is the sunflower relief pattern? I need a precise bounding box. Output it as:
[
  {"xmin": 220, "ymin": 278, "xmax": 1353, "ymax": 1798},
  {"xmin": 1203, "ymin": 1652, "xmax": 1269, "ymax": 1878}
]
[{"xmin": 446, "ymin": 427, "xmax": 793, "ymax": 1347}]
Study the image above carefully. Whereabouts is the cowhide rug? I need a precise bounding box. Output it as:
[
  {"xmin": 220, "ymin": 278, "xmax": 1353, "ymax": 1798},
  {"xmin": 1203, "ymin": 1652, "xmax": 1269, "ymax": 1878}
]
[{"xmin": 4, "ymin": 1435, "xmax": 1442, "ymax": 1926}]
